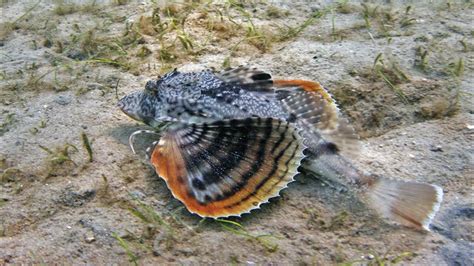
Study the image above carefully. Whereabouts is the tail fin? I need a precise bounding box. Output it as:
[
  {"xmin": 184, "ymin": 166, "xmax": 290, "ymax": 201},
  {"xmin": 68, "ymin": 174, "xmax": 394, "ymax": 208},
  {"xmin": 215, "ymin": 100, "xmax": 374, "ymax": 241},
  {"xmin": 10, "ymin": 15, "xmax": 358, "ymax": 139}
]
[{"xmin": 367, "ymin": 178, "xmax": 443, "ymax": 231}]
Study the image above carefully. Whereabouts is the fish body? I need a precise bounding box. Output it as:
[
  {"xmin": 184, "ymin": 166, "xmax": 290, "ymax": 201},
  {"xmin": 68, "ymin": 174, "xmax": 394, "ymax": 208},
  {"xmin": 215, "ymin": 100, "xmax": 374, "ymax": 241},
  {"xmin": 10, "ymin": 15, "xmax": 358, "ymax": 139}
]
[
  {"xmin": 118, "ymin": 67, "xmax": 443, "ymax": 230},
  {"xmin": 118, "ymin": 69, "xmax": 287, "ymax": 124}
]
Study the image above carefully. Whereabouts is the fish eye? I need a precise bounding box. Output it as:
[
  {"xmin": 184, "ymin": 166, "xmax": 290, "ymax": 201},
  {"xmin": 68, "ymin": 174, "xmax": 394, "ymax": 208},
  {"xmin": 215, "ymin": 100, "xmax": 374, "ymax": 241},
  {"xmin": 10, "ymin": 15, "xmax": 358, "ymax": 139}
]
[{"xmin": 145, "ymin": 80, "xmax": 159, "ymax": 95}]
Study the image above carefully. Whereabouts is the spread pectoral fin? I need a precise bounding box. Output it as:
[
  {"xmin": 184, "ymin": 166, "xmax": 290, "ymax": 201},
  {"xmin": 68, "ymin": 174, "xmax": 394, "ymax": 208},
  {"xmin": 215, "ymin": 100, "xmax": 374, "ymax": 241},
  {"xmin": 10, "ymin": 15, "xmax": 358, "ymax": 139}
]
[{"xmin": 148, "ymin": 118, "xmax": 305, "ymax": 218}]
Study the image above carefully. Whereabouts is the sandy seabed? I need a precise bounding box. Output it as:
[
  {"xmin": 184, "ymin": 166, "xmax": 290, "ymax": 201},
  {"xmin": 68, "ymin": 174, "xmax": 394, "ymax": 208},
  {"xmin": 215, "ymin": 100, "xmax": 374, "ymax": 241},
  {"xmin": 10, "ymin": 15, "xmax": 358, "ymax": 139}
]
[{"xmin": 0, "ymin": 1, "xmax": 473, "ymax": 265}]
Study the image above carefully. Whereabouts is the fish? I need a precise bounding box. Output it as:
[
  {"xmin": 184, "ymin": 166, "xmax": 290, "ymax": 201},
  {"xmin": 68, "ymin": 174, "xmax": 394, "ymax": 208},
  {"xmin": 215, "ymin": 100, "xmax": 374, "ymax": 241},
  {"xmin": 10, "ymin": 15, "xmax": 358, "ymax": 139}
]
[{"xmin": 118, "ymin": 66, "xmax": 443, "ymax": 231}]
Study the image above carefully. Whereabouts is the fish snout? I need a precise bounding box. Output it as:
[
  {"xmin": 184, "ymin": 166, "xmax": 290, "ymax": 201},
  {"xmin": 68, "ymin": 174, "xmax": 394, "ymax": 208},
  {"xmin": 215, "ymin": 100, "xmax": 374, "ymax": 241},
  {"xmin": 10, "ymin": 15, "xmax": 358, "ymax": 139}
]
[{"xmin": 117, "ymin": 97, "xmax": 126, "ymax": 110}]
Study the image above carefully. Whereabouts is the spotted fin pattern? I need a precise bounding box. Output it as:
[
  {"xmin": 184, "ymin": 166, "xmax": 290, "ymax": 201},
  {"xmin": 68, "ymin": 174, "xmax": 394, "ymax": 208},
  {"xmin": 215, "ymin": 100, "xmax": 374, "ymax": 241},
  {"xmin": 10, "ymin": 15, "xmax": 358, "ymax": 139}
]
[
  {"xmin": 148, "ymin": 117, "xmax": 304, "ymax": 218},
  {"xmin": 274, "ymin": 79, "xmax": 360, "ymax": 158},
  {"xmin": 216, "ymin": 66, "xmax": 273, "ymax": 91}
]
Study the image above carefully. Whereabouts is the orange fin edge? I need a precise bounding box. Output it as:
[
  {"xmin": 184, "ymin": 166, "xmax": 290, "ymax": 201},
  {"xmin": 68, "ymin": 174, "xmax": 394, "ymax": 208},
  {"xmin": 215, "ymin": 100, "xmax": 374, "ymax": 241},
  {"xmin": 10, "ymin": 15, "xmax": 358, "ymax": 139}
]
[{"xmin": 274, "ymin": 79, "xmax": 333, "ymax": 103}]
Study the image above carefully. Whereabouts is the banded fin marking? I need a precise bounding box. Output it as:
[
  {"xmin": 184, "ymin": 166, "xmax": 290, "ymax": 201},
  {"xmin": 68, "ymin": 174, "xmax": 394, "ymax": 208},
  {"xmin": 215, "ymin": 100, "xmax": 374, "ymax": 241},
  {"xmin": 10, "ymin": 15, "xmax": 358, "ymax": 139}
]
[
  {"xmin": 216, "ymin": 66, "xmax": 273, "ymax": 91},
  {"xmin": 149, "ymin": 117, "xmax": 305, "ymax": 218},
  {"xmin": 274, "ymin": 79, "xmax": 360, "ymax": 158}
]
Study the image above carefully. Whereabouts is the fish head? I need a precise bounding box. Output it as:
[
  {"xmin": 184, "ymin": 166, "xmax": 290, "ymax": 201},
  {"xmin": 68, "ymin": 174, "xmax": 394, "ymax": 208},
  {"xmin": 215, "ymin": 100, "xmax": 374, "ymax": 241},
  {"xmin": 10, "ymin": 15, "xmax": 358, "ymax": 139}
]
[
  {"xmin": 118, "ymin": 69, "xmax": 224, "ymax": 126},
  {"xmin": 118, "ymin": 88, "xmax": 160, "ymax": 126}
]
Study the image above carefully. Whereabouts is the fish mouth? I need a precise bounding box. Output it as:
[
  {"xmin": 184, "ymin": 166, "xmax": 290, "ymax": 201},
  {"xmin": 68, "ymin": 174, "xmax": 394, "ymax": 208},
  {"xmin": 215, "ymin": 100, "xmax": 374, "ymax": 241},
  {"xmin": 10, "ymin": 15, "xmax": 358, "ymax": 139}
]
[
  {"xmin": 121, "ymin": 110, "xmax": 141, "ymax": 121},
  {"xmin": 117, "ymin": 95, "xmax": 129, "ymax": 111},
  {"xmin": 117, "ymin": 98, "xmax": 141, "ymax": 122},
  {"xmin": 119, "ymin": 107, "xmax": 142, "ymax": 122},
  {"xmin": 117, "ymin": 99, "xmax": 124, "ymax": 109}
]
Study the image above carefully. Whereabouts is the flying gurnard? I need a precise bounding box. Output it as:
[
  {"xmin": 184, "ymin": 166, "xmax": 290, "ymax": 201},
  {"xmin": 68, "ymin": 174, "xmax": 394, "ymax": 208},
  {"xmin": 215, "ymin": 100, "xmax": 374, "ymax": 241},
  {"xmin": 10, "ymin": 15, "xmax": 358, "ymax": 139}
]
[{"xmin": 118, "ymin": 66, "xmax": 443, "ymax": 230}]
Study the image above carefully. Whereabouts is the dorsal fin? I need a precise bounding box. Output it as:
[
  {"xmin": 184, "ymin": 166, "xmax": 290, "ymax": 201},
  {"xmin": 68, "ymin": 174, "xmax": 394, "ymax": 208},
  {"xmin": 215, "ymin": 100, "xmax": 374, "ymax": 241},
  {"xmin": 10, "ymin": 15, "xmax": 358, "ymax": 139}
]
[
  {"xmin": 274, "ymin": 79, "xmax": 360, "ymax": 158},
  {"xmin": 216, "ymin": 66, "xmax": 273, "ymax": 91}
]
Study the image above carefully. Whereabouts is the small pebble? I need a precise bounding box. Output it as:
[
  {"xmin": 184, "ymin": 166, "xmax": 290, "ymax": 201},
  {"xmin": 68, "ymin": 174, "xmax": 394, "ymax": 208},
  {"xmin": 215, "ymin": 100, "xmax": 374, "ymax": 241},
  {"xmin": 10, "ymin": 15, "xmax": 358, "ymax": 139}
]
[
  {"xmin": 54, "ymin": 95, "xmax": 72, "ymax": 105},
  {"xmin": 85, "ymin": 231, "xmax": 95, "ymax": 243},
  {"xmin": 367, "ymin": 254, "xmax": 375, "ymax": 260},
  {"xmin": 129, "ymin": 190, "xmax": 146, "ymax": 200},
  {"xmin": 430, "ymin": 145, "xmax": 443, "ymax": 152}
]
